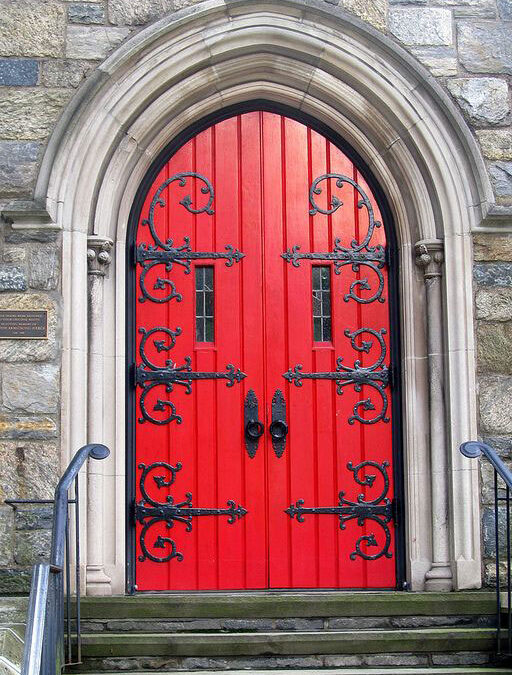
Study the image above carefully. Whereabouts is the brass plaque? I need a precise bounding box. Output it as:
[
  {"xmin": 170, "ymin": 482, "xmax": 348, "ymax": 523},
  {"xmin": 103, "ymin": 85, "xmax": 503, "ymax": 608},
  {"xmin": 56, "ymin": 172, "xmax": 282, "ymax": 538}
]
[{"xmin": 0, "ymin": 310, "xmax": 48, "ymax": 339}]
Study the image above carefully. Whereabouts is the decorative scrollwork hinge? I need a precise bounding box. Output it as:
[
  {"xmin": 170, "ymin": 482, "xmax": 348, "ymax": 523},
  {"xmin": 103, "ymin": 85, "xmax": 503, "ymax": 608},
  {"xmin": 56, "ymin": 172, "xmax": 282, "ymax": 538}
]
[
  {"xmin": 136, "ymin": 172, "xmax": 244, "ymax": 304},
  {"xmin": 136, "ymin": 326, "xmax": 246, "ymax": 425},
  {"xmin": 136, "ymin": 462, "xmax": 247, "ymax": 563},
  {"xmin": 282, "ymin": 173, "xmax": 387, "ymax": 305},
  {"xmin": 283, "ymin": 328, "xmax": 390, "ymax": 425},
  {"xmin": 285, "ymin": 460, "xmax": 394, "ymax": 561}
]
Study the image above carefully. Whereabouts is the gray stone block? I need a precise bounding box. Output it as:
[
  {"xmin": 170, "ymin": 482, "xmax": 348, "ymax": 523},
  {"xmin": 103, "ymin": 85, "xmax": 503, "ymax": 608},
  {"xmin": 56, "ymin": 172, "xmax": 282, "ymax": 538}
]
[
  {"xmin": 410, "ymin": 47, "xmax": 458, "ymax": 76},
  {"xmin": 324, "ymin": 655, "xmax": 364, "ymax": 666},
  {"xmin": 109, "ymin": 0, "xmax": 173, "ymax": 24},
  {"xmin": 478, "ymin": 130, "xmax": 512, "ymax": 161},
  {"xmin": 477, "ymin": 321, "xmax": 512, "ymax": 374},
  {"xmin": 474, "ymin": 233, "xmax": 512, "ymax": 261},
  {"xmin": 431, "ymin": 651, "xmax": 490, "ymax": 665},
  {"xmin": 0, "ymin": 141, "xmax": 41, "ymax": 195},
  {"xmin": 479, "ymin": 375, "xmax": 512, "ymax": 434},
  {"xmin": 14, "ymin": 506, "xmax": 53, "ymax": 531},
  {"xmin": 0, "ymin": 294, "xmax": 58, "ymax": 363},
  {"xmin": 3, "ymin": 248, "xmax": 26, "ymax": 264},
  {"xmin": 0, "ymin": 567, "xmax": 31, "ymax": 594},
  {"xmin": 0, "ymin": 1, "xmax": 65, "ymax": 58},
  {"xmin": 476, "ymin": 286, "xmax": 512, "ymax": 321},
  {"xmin": 389, "ymin": 8, "xmax": 453, "ymax": 46},
  {"xmin": 474, "ymin": 262, "xmax": 512, "ymax": 286},
  {"xmin": 2, "ymin": 364, "xmax": 60, "ymax": 413},
  {"xmin": 482, "ymin": 505, "xmax": 509, "ymax": 557},
  {"xmin": 498, "ymin": 0, "xmax": 512, "ymax": 19},
  {"xmin": 0, "ymin": 414, "xmax": 58, "ymax": 440},
  {"xmin": 29, "ymin": 245, "xmax": 60, "ymax": 290},
  {"xmin": 364, "ymin": 653, "xmax": 429, "ymax": 666},
  {"xmin": 40, "ymin": 59, "xmax": 96, "ymax": 89},
  {"xmin": 0, "ymin": 89, "xmax": 72, "ymax": 141},
  {"xmin": 328, "ymin": 616, "xmax": 391, "ymax": 629},
  {"xmin": 68, "ymin": 2, "xmax": 106, "ymax": 24},
  {"xmin": 0, "ymin": 507, "xmax": 13, "ymax": 566},
  {"xmin": 338, "ymin": 0, "xmax": 386, "ymax": 30},
  {"xmin": 489, "ymin": 161, "xmax": 512, "ymax": 199},
  {"xmin": 0, "ymin": 441, "xmax": 59, "ymax": 502},
  {"xmin": 4, "ymin": 228, "xmax": 58, "ymax": 244},
  {"xmin": 14, "ymin": 528, "xmax": 51, "ymax": 565},
  {"xmin": 109, "ymin": 0, "xmax": 174, "ymax": 24},
  {"xmin": 66, "ymin": 25, "xmax": 131, "ymax": 59},
  {"xmin": 446, "ymin": 78, "xmax": 510, "ymax": 127},
  {"xmin": 0, "ymin": 60, "xmax": 38, "ymax": 86},
  {"xmin": 458, "ymin": 23, "xmax": 512, "ymax": 74},
  {"xmin": 0, "ymin": 267, "xmax": 27, "ymax": 292}
]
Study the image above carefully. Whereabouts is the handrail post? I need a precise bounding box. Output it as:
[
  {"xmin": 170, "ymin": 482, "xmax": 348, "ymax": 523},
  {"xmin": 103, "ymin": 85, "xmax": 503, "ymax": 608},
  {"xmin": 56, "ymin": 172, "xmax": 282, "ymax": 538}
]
[
  {"xmin": 20, "ymin": 444, "xmax": 109, "ymax": 675},
  {"xmin": 460, "ymin": 441, "xmax": 512, "ymax": 661}
]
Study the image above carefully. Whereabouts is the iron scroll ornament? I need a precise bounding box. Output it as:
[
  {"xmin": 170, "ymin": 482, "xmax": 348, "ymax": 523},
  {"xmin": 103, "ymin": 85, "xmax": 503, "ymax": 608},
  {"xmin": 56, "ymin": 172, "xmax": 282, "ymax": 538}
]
[
  {"xmin": 282, "ymin": 173, "xmax": 386, "ymax": 304},
  {"xmin": 136, "ymin": 172, "xmax": 244, "ymax": 303},
  {"xmin": 285, "ymin": 460, "xmax": 394, "ymax": 561},
  {"xmin": 283, "ymin": 328, "xmax": 390, "ymax": 425},
  {"xmin": 135, "ymin": 461, "xmax": 247, "ymax": 563},
  {"xmin": 136, "ymin": 326, "xmax": 246, "ymax": 425}
]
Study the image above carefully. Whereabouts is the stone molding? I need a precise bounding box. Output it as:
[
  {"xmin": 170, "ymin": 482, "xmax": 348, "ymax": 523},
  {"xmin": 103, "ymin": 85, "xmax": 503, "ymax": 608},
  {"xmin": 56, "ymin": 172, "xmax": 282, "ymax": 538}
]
[{"xmin": 40, "ymin": 1, "xmax": 481, "ymax": 593}]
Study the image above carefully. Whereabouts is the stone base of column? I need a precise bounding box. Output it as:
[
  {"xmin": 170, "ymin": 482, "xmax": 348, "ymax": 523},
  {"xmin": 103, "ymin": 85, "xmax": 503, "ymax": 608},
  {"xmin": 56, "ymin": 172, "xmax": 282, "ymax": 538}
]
[
  {"xmin": 86, "ymin": 566, "xmax": 112, "ymax": 596},
  {"xmin": 424, "ymin": 563, "xmax": 453, "ymax": 591}
]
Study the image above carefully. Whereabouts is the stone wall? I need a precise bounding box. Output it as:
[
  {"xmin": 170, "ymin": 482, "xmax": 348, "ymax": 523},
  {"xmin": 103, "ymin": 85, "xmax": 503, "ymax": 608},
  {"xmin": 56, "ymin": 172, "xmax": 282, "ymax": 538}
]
[{"xmin": 0, "ymin": 0, "xmax": 510, "ymax": 590}]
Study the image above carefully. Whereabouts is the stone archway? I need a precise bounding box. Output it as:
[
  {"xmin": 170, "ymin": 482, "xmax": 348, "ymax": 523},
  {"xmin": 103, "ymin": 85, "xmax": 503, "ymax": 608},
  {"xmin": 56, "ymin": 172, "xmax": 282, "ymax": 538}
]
[{"xmin": 29, "ymin": 0, "xmax": 488, "ymax": 594}]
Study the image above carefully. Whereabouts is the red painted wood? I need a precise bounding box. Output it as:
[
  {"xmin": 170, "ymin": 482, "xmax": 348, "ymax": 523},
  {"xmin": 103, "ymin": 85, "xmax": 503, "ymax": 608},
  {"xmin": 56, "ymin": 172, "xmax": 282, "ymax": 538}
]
[{"xmin": 134, "ymin": 111, "xmax": 396, "ymax": 591}]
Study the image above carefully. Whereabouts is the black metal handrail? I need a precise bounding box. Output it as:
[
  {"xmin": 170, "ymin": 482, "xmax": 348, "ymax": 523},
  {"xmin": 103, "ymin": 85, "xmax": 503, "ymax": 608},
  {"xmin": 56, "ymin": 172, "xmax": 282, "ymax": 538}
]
[
  {"xmin": 13, "ymin": 444, "xmax": 109, "ymax": 675},
  {"xmin": 460, "ymin": 440, "xmax": 512, "ymax": 660}
]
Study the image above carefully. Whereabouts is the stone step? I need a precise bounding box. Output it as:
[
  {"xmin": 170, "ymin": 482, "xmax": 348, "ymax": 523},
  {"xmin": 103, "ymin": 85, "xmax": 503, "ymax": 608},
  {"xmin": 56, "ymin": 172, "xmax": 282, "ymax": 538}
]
[
  {"xmin": 79, "ymin": 615, "xmax": 495, "ymax": 633},
  {"xmin": 77, "ymin": 670, "xmax": 512, "ymax": 675},
  {"xmin": 78, "ymin": 627, "xmax": 496, "ymax": 658},
  {"xmin": 77, "ymin": 592, "xmax": 495, "ymax": 620}
]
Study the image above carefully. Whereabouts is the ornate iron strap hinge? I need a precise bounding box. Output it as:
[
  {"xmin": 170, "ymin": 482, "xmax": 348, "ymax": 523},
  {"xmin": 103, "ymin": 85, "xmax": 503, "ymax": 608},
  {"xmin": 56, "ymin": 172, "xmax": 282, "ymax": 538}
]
[
  {"xmin": 283, "ymin": 328, "xmax": 390, "ymax": 425},
  {"xmin": 281, "ymin": 173, "xmax": 387, "ymax": 304},
  {"xmin": 285, "ymin": 460, "xmax": 394, "ymax": 561},
  {"xmin": 135, "ymin": 462, "xmax": 247, "ymax": 563},
  {"xmin": 136, "ymin": 327, "xmax": 246, "ymax": 425},
  {"xmin": 136, "ymin": 172, "xmax": 244, "ymax": 304}
]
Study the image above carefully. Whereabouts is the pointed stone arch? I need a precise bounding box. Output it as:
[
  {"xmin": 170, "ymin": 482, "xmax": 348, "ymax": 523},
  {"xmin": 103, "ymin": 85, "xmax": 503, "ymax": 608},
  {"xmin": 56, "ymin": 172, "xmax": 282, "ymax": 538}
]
[{"xmin": 32, "ymin": 0, "xmax": 486, "ymax": 593}]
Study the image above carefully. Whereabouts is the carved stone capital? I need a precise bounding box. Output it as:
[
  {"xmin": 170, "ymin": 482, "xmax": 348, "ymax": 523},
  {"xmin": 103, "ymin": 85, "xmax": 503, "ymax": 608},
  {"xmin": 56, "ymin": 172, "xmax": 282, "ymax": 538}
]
[
  {"xmin": 414, "ymin": 239, "xmax": 444, "ymax": 279},
  {"xmin": 87, "ymin": 236, "xmax": 113, "ymax": 276}
]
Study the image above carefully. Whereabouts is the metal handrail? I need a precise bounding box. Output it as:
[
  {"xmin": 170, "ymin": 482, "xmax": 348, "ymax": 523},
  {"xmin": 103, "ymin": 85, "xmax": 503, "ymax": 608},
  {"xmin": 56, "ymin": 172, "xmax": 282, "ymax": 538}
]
[
  {"xmin": 20, "ymin": 444, "xmax": 109, "ymax": 675},
  {"xmin": 460, "ymin": 440, "xmax": 512, "ymax": 660}
]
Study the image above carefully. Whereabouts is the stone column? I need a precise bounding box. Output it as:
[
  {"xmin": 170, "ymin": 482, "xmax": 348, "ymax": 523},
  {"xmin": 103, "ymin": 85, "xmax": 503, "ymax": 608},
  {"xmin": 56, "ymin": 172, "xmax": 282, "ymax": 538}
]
[
  {"xmin": 86, "ymin": 236, "xmax": 113, "ymax": 595},
  {"xmin": 415, "ymin": 239, "xmax": 453, "ymax": 591}
]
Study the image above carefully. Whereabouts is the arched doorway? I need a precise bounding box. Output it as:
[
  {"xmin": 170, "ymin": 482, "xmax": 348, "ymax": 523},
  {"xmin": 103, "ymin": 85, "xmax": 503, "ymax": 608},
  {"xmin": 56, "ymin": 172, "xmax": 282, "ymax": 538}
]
[{"xmin": 127, "ymin": 107, "xmax": 403, "ymax": 592}]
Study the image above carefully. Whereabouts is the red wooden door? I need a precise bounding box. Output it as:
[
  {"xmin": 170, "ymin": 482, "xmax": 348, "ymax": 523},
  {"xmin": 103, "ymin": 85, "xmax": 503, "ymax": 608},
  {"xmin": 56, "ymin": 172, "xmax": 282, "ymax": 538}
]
[{"xmin": 132, "ymin": 111, "xmax": 397, "ymax": 591}]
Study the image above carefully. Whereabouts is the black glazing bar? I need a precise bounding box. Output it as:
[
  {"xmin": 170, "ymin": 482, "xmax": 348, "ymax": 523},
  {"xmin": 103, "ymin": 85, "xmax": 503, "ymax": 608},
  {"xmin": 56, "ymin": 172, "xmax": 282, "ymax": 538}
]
[
  {"xmin": 75, "ymin": 475, "xmax": 81, "ymax": 664},
  {"xmin": 496, "ymin": 469, "xmax": 501, "ymax": 654},
  {"xmin": 507, "ymin": 483, "xmax": 511, "ymax": 656},
  {"xmin": 65, "ymin": 510, "xmax": 72, "ymax": 665}
]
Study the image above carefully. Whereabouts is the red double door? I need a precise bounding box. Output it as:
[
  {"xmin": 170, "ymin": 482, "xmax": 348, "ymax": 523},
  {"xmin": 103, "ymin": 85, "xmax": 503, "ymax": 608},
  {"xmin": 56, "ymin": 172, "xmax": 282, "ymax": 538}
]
[{"xmin": 133, "ymin": 111, "xmax": 397, "ymax": 591}]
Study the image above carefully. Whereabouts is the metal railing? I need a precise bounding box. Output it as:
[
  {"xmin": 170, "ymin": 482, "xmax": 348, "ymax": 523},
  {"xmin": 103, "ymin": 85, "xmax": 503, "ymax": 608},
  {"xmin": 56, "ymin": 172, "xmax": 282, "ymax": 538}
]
[
  {"xmin": 6, "ymin": 444, "xmax": 109, "ymax": 675},
  {"xmin": 460, "ymin": 440, "xmax": 512, "ymax": 660}
]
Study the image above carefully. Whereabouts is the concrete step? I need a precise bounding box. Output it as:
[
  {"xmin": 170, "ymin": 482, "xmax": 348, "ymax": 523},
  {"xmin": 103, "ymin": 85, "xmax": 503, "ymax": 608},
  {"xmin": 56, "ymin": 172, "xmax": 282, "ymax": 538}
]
[
  {"xmin": 77, "ymin": 592, "xmax": 496, "ymax": 620},
  {"xmin": 78, "ymin": 627, "xmax": 496, "ymax": 657}
]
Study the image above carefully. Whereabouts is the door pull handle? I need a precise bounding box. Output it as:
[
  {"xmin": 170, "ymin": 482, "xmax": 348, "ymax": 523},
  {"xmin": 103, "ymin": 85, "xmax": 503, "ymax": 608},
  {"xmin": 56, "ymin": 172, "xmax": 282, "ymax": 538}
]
[
  {"xmin": 244, "ymin": 390, "xmax": 263, "ymax": 459},
  {"xmin": 270, "ymin": 389, "xmax": 288, "ymax": 458}
]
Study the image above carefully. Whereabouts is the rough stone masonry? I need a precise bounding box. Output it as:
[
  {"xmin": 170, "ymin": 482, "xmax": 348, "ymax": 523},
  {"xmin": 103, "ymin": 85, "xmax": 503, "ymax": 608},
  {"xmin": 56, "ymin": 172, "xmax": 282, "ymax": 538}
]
[{"xmin": 0, "ymin": 0, "xmax": 510, "ymax": 590}]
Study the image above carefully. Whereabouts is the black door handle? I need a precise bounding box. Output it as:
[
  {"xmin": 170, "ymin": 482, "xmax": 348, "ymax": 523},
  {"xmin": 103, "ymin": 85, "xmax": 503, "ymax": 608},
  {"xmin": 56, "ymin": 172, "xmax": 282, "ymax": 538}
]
[
  {"xmin": 244, "ymin": 390, "xmax": 263, "ymax": 458},
  {"xmin": 270, "ymin": 389, "xmax": 287, "ymax": 458}
]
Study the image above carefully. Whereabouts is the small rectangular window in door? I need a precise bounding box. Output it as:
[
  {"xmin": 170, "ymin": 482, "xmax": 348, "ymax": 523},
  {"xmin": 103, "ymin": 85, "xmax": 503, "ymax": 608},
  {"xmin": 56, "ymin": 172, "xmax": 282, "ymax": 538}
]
[
  {"xmin": 196, "ymin": 266, "xmax": 214, "ymax": 342},
  {"xmin": 312, "ymin": 266, "xmax": 332, "ymax": 342}
]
